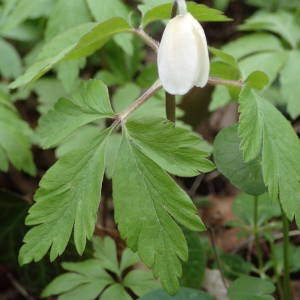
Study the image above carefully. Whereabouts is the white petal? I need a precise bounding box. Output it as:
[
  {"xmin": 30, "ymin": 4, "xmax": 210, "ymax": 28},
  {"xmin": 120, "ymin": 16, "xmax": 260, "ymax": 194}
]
[
  {"xmin": 188, "ymin": 14, "xmax": 210, "ymax": 88},
  {"xmin": 157, "ymin": 14, "xmax": 200, "ymax": 95}
]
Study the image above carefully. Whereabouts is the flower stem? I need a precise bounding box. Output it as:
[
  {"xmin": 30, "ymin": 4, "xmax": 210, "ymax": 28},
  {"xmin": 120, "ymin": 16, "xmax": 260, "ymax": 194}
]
[
  {"xmin": 165, "ymin": 92, "xmax": 176, "ymax": 123},
  {"xmin": 115, "ymin": 80, "xmax": 162, "ymax": 124},
  {"xmin": 176, "ymin": 0, "xmax": 187, "ymax": 15},
  {"xmin": 280, "ymin": 203, "xmax": 293, "ymax": 299}
]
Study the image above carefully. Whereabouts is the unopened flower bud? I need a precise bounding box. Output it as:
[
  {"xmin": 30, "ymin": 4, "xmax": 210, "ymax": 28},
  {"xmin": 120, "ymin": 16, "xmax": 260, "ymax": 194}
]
[{"xmin": 157, "ymin": 12, "xmax": 210, "ymax": 95}]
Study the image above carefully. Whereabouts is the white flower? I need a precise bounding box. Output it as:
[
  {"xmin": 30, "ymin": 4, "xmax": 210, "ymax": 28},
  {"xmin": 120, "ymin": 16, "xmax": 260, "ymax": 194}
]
[{"xmin": 157, "ymin": 12, "xmax": 210, "ymax": 95}]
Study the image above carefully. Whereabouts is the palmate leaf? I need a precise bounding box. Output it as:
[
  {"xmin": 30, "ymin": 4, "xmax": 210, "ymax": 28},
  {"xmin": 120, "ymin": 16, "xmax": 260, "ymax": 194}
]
[
  {"xmin": 113, "ymin": 121, "xmax": 209, "ymax": 294},
  {"xmin": 21, "ymin": 80, "xmax": 212, "ymax": 293},
  {"xmin": 238, "ymin": 87, "xmax": 300, "ymax": 225},
  {"xmin": 19, "ymin": 128, "xmax": 111, "ymax": 264},
  {"xmin": 42, "ymin": 260, "xmax": 114, "ymax": 300},
  {"xmin": 42, "ymin": 236, "xmax": 158, "ymax": 300},
  {"xmin": 38, "ymin": 79, "xmax": 114, "ymax": 148},
  {"xmin": 9, "ymin": 18, "xmax": 131, "ymax": 89}
]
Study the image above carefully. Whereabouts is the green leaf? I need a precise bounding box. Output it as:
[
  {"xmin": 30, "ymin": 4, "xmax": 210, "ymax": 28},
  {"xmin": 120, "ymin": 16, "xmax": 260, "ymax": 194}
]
[
  {"xmin": 100, "ymin": 38, "xmax": 144, "ymax": 84},
  {"xmin": 210, "ymin": 47, "xmax": 238, "ymax": 67},
  {"xmin": 222, "ymin": 33, "xmax": 283, "ymax": 60},
  {"xmin": 181, "ymin": 230, "xmax": 206, "ymax": 289},
  {"xmin": 56, "ymin": 125, "xmax": 105, "ymax": 158},
  {"xmin": 87, "ymin": 0, "xmax": 133, "ymax": 55},
  {"xmin": 220, "ymin": 253, "xmax": 253, "ymax": 279},
  {"xmin": 9, "ymin": 18, "xmax": 131, "ymax": 89},
  {"xmin": 213, "ymin": 0, "xmax": 230, "ymax": 11},
  {"xmin": 120, "ymin": 248, "xmax": 140, "ymax": 272},
  {"xmin": 42, "ymin": 260, "xmax": 113, "ymax": 299},
  {"xmin": 213, "ymin": 124, "xmax": 265, "ymax": 195},
  {"xmin": 239, "ymin": 10, "xmax": 300, "ymax": 48},
  {"xmin": 138, "ymin": 0, "xmax": 172, "ymax": 16},
  {"xmin": 138, "ymin": 288, "xmax": 216, "ymax": 300},
  {"xmin": 142, "ymin": 2, "xmax": 231, "ymax": 27},
  {"xmin": 245, "ymin": 71, "xmax": 269, "ymax": 90},
  {"xmin": 126, "ymin": 119, "xmax": 214, "ymax": 177},
  {"xmin": 104, "ymin": 133, "xmax": 123, "ymax": 179},
  {"xmin": 42, "ymin": 273, "xmax": 91, "ymax": 296},
  {"xmin": 238, "ymin": 87, "xmax": 300, "ymax": 225},
  {"xmin": 124, "ymin": 270, "xmax": 160, "ymax": 297},
  {"xmin": 56, "ymin": 59, "xmax": 85, "ymax": 93},
  {"xmin": 38, "ymin": 79, "xmax": 114, "ymax": 148},
  {"xmin": 233, "ymin": 193, "xmax": 281, "ymax": 227},
  {"xmin": 93, "ymin": 236, "xmax": 120, "ymax": 275},
  {"xmin": 0, "ymin": 37, "xmax": 22, "ymax": 78},
  {"xmin": 113, "ymin": 129, "xmax": 205, "ymax": 294},
  {"xmin": 0, "ymin": 190, "xmax": 28, "ymax": 265},
  {"xmin": 31, "ymin": 78, "xmax": 67, "ymax": 114},
  {"xmin": 209, "ymin": 85, "xmax": 231, "ymax": 112},
  {"xmin": 86, "ymin": 0, "xmax": 129, "ymax": 23},
  {"xmin": 0, "ymin": 0, "xmax": 54, "ymax": 33},
  {"xmin": 239, "ymin": 51, "xmax": 287, "ymax": 85},
  {"xmin": 42, "ymin": 236, "xmax": 157, "ymax": 299},
  {"xmin": 0, "ymin": 91, "xmax": 35, "ymax": 175},
  {"xmin": 101, "ymin": 284, "xmax": 132, "ymax": 300},
  {"xmin": 227, "ymin": 276, "xmax": 275, "ymax": 300},
  {"xmin": 45, "ymin": 0, "xmax": 91, "ymax": 40},
  {"xmin": 137, "ymin": 64, "xmax": 158, "ymax": 88},
  {"xmin": 19, "ymin": 128, "xmax": 111, "ymax": 264},
  {"xmin": 0, "ymin": 146, "xmax": 9, "ymax": 171},
  {"xmin": 210, "ymin": 59, "xmax": 241, "ymax": 99},
  {"xmin": 274, "ymin": 243, "xmax": 300, "ymax": 274},
  {"xmin": 280, "ymin": 50, "xmax": 300, "ymax": 119}
]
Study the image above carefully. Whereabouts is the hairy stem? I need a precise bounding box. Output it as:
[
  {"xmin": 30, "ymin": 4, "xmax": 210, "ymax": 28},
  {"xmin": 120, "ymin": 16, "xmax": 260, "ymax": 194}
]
[
  {"xmin": 280, "ymin": 203, "xmax": 293, "ymax": 299},
  {"xmin": 208, "ymin": 77, "xmax": 244, "ymax": 87},
  {"xmin": 115, "ymin": 80, "xmax": 162, "ymax": 124},
  {"xmin": 132, "ymin": 28, "xmax": 159, "ymax": 51}
]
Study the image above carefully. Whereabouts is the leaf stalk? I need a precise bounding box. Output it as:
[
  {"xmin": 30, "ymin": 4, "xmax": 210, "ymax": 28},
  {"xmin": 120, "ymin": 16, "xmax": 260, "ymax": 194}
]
[{"xmin": 115, "ymin": 79, "xmax": 162, "ymax": 124}]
